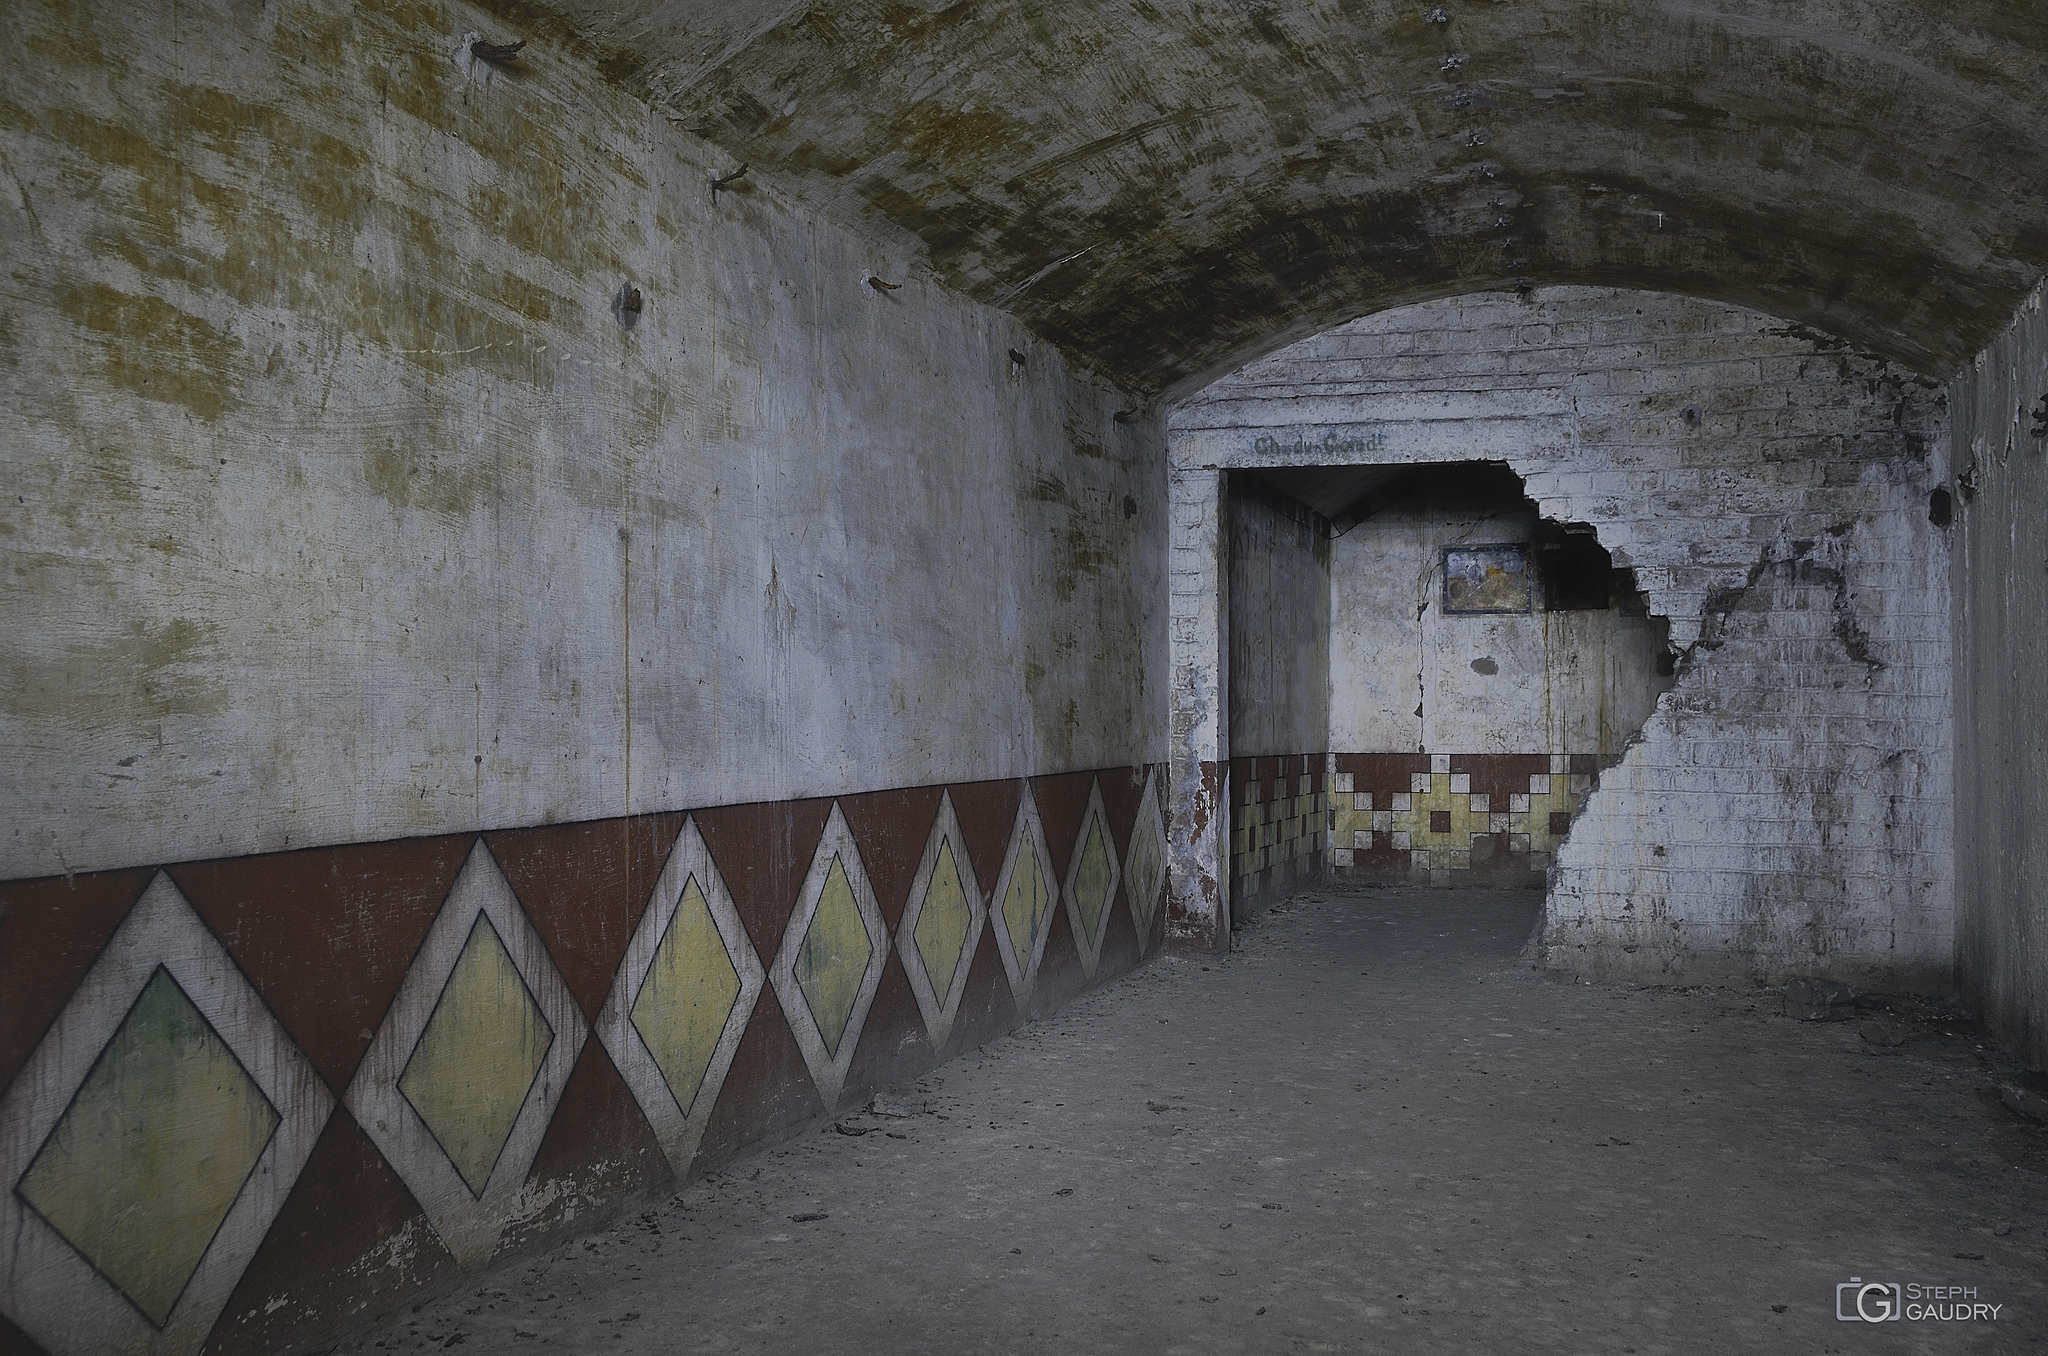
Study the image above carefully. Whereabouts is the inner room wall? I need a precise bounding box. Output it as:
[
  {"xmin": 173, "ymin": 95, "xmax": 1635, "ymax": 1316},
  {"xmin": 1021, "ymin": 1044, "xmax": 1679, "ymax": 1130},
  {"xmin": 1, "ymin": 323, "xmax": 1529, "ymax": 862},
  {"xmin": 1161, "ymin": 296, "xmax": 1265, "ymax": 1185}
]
[
  {"xmin": 0, "ymin": 5, "xmax": 1169, "ymax": 1354},
  {"xmin": 1324, "ymin": 464, "xmax": 1673, "ymax": 886},
  {"xmin": 1950, "ymin": 283, "xmax": 2048, "ymax": 1071},
  {"xmin": 1223, "ymin": 476, "xmax": 1331, "ymax": 917},
  {"xmin": 1170, "ymin": 287, "xmax": 1953, "ymax": 992}
]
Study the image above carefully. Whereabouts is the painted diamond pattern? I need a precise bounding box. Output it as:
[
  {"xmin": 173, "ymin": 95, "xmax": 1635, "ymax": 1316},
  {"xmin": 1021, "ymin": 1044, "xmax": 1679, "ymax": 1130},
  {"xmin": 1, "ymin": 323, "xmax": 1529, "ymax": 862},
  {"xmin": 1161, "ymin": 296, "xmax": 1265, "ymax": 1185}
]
[
  {"xmin": 18, "ymin": 966, "xmax": 280, "ymax": 1328},
  {"xmin": 345, "ymin": 839, "xmax": 587, "ymax": 1266},
  {"xmin": 989, "ymin": 785, "xmax": 1058, "ymax": 1003},
  {"xmin": 795, "ymin": 855, "xmax": 872, "ymax": 1057},
  {"xmin": 598, "ymin": 816, "xmax": 764, "ymax": 1177},
  {"xmin": 896, "ymin": 790, "xmax": 985, "ymax": 1050},
  {"xmin": 1124, "ymin": 769, "xmax": 1168, "ymax": 942},
  {"xmin": 0, "ymin": 873, "xmax": 331, "ymax": 1356},
  {"xmin": 1002, "ymin": 838, "xmax": 1052, "ymax": 969},
  {"xmin": 396, "ymin": 914, "xmax": 554, "ymax": 1198},
  {"xmin": 914, "ymin": 841, "xmax": 972, "ymax": 1000},
  {"xmin": 1074, "ymin": 820, "xmax": 1113, "ymax": 941},
  {"xmin": 770, "ymin": 804, "xmax": 888, "ymax": 1108},
  {"xmin": 630, "ymin": 874, "xmax": 742, "ymax": 1115},
  {"xmin": 1061, "ymin": 780, "xmax": 1122, "ymax": 979}
]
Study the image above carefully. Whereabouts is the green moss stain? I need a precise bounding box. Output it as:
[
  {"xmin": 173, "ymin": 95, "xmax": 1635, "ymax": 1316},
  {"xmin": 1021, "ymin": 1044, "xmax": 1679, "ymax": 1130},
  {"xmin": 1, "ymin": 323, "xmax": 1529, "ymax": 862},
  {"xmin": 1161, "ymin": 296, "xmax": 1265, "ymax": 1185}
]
[
  {"xmin": 362, "ymin": 441, "xmax": 497, "ymax": 519},
  {"xmin": 1017, "ymin": 0, "xmax": 1054, "ymax": 46},
  {"xmin": 1025, "ymin": 473, "xmax": 1077, "ymax": 507},
  {"xmin": 54, "ymin": 282, "xmax": 243, "ymax": 421}
]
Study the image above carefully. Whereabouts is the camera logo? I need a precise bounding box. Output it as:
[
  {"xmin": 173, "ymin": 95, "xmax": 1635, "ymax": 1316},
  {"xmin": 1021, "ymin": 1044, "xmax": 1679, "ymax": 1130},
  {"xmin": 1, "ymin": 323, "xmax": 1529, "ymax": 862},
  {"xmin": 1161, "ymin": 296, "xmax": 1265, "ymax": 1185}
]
[{"xmin": 1837, "ymin": 1278, "xmax": 1902, "ymax": 1322}]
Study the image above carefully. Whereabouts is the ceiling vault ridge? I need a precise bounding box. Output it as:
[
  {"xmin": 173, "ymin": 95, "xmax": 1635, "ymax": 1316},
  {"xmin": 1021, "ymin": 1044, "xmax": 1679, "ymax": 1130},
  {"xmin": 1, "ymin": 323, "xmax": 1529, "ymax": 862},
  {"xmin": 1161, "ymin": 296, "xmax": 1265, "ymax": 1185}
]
[{"xmin": 508, "ymin": 0, "xmax": 2048, "ymax": 392}]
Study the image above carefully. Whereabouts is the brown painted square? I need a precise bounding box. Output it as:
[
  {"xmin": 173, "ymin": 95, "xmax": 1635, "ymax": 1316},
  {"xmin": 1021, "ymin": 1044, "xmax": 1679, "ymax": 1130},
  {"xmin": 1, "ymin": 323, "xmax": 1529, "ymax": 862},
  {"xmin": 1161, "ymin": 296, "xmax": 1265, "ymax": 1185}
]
[
  {"xmin": 487, "ymin": 812, "xmax": 687, "ymax": 1023},
  {"xmin": 693, "ymin": 799, "xmax": 835, "ymax": 963},
  {"xmin": 837, "ymin": 785, "xmax": 944, "ymax": 931}
]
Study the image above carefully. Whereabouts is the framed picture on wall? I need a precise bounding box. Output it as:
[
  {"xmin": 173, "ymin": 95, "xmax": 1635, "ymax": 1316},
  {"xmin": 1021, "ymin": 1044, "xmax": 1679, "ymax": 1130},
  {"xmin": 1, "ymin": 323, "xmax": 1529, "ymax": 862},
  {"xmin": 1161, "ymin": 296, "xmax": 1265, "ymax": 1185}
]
[{"xmin": 1442, "ymin": 543, "xmax": 1531, "ymax": 614}]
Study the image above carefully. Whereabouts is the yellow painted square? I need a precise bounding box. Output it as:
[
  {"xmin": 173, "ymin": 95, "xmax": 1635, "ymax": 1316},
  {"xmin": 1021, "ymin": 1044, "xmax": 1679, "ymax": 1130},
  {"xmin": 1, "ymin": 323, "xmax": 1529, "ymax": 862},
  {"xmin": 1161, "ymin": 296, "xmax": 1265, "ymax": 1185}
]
[
  {"xmin": 18, "ymin": 967, "xmax": 279, "ymax": 1327},
  {"xmin": 795, "ymin": 856, "xmax": 872, "ymax": 1058},
  {"xmin": 632, "ymin": 876, "xmax": 742, "ymax": 1116}
]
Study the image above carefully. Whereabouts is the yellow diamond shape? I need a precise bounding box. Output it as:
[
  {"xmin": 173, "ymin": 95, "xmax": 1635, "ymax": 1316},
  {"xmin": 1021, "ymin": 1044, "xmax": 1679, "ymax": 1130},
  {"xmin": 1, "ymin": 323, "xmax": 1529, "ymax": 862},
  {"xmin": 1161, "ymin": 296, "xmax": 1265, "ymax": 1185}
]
[
  {"xmin": 1073, "ymin": 815, "xmax": 1113, "ymax": 943},
  {"xmin": 1002, "ymin": 836, "xmax": 1051, "ymax": 966},
  {"xmin": 398, "ymin": 914, "xmax": 554, "ymax": 1197},
  {"xmin": 1127, "ymin": 820, "xmax": 1163, "ymax": 928},
  {"xmin": 794, "ymin": 856, "xmax": 871, "ymax": 1057},
  {"xmin": 913, "ymin": 840, "xmax": 972, "ymax": 1000},
  {"xmin": 18, "ymin": 966, "xmax": 279, "ymax": 1328},
  {"xmin": 631, "ymin": 876, "xmax": 742, "ymax": 1115}
]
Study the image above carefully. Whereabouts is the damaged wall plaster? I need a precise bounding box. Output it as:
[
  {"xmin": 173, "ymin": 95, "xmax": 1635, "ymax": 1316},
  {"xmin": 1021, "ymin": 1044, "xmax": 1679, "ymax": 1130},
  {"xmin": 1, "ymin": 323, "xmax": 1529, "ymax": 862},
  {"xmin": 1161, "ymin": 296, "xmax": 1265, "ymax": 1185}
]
[{"xmin": 1172, "ymin": 287, "xmax": 1953, "ymax": 990}]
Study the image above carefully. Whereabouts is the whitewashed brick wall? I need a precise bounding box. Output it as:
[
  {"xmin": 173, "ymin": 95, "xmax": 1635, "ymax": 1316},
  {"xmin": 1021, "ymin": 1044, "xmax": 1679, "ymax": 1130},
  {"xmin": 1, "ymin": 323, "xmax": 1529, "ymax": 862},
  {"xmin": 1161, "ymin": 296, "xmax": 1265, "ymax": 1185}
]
[{"xmin": 1172, "ymin": 287, "xmax": 1953, "ymax": 990}]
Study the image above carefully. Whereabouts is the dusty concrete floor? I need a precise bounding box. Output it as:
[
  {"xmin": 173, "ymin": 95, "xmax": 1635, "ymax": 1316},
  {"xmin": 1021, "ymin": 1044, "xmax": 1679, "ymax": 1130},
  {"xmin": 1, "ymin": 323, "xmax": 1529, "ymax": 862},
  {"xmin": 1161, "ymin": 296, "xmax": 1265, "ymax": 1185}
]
[{"xmin": 343, "ymin": 884, "xmax": 2048, "ymax": 1354}]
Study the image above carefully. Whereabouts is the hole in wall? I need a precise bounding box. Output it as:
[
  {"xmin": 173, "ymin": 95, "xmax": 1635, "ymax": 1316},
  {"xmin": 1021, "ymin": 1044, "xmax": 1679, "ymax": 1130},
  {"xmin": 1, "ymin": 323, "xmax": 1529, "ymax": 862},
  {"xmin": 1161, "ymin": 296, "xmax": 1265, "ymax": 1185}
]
[
  {"xmin": 1223, "ymin": 461, "xmax": 1675, "ymax": 900},
  {"xmin": 1928, "ymin": 486, "xmax": 1953, "ymax": 527}
]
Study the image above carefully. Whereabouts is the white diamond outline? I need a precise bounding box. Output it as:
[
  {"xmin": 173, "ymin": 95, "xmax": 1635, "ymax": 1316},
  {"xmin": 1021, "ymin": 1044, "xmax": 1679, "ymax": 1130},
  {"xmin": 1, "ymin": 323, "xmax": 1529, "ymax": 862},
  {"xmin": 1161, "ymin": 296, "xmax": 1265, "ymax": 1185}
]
[
  {"xmin": 0, "ymin": 872, "xmax": 333, "ymax": 1356},
  {"xmin": 343, "ymin": 838, "xmax": 587, "ymax": 1267},
  {"xmin": 894, "ymin": 790, "xmax": 986, "ymax": 1052},
  {"xmin": 767, "ymin": 802, "xmax": 888, "ymax": 1110},
  {"xmin": 1124, "ymin": 767, "xmax": 1169, "ymax": 949},
  {"xmin": 594, "ymin": 815, "xmax": 765, "ymax": 1177},
  {"xmin": 988, "ymin": 782, "xmax": 1058, "ymax": 1005},
  {"xmin": 1059, "ymin": 778, "xmax": 1123, "ymax": 982}
]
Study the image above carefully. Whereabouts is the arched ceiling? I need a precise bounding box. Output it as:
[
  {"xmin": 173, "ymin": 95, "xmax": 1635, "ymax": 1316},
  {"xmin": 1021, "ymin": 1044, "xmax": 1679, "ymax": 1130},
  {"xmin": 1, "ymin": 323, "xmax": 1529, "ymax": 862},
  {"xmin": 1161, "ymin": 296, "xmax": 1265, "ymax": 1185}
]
[{"xmin": 490, "ymin": 0, "xmax": 2048, "ymax": 394}]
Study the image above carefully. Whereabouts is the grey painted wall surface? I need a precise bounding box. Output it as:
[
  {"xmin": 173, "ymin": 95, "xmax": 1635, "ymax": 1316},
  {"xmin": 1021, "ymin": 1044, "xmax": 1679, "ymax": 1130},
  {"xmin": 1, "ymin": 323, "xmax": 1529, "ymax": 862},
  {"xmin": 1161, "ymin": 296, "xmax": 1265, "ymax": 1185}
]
[
  {"xmin": 1174, "ymin": 288, "xmax": 1953, "ymax": 990},
  {"xmin": 0, "ymin": 0, "xmax": 1166, "ymax": 880},
  {"xmin": 1327, "ymin": 492, "xmax": 1669, "ymax": 760},
  {"xmin": 1952, "ymin": 284, "xmax": 2048, "ymax": 1070},
  {"xmin": 1227, "ymin": 483, "xmax": 1330, "ymax": 761}
]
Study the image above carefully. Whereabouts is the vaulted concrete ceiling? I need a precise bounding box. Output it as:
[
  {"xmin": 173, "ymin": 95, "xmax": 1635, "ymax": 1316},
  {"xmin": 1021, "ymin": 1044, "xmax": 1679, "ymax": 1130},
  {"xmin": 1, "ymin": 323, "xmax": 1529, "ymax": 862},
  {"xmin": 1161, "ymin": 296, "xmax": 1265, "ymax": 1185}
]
[{"xmin": 491, "ymin": 0, "xmax": 2048, "ymax": 394}]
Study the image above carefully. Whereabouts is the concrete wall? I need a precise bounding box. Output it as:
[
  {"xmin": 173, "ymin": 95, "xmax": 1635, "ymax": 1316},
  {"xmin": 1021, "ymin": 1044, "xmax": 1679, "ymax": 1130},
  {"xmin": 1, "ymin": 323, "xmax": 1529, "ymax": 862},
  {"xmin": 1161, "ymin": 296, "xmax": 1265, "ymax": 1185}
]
[
  {"xmin": 1951, "ymin": 283, "xmax": 2048, "ymax": 1071},
  {"xmin": 1, "ymin": 0, "xmax": 1165, "ymax": 882},
  {"xmin": 1173, "ymin": 287, "xmax": 1953, "ymax": 989},
  {"xmin": 0, "ymin": 5, "xmax": 1169, "ymax": 1354}
]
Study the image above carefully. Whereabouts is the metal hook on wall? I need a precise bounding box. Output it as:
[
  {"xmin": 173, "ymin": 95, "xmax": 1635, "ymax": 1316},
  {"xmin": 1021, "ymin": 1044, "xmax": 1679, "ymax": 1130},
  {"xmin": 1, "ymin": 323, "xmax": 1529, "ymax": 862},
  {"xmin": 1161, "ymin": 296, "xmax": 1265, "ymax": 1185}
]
[{"xmin": 710, "ymin": 164, "xmax": 750, "ymax": 200}]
